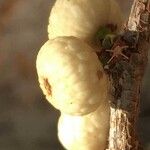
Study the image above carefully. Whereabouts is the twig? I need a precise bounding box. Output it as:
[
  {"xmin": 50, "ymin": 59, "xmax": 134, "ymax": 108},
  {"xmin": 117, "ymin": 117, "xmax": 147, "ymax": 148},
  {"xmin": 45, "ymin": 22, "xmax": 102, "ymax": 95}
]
[{"xmin": 106, "ymin": 0, "xmax": 150, "ymax": 149}]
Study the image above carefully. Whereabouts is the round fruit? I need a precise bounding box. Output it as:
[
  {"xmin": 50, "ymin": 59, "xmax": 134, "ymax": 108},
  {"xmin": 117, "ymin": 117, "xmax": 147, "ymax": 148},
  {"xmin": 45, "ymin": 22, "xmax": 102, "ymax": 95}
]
[
  {"xmin": 58, "ymin": 100, "xmax": 110, "ymax": 150},
  {"xmin": 36, "ymin": 36, "xmax": 109, "ymax": 115},
  {"xmin": 48, "ymin": 0, "xmax": 110, "ymax": 43}
]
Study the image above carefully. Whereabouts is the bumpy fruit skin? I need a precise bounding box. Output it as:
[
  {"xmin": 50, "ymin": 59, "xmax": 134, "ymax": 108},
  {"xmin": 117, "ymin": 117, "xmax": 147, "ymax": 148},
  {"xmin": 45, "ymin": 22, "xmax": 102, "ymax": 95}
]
[
  {"xmin": 58, "ymin": 100, "xmax": 110, "ymax": 150},
  {"xmin": 48, "ymin": 0, "xmax": 110, "ymax": 43},
  {"xmin": 36, "ymin": 36, "xmax": 109, "ymax": 115},
  {"xmin": 48, "ymin": 0, "xmax": 124, "ymax": 43}
]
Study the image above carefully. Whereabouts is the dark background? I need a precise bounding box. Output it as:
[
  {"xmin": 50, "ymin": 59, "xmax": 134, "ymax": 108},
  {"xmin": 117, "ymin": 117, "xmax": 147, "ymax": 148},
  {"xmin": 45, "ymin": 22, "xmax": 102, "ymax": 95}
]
[{"xmin": 0, "ymin": 0, "xmax": 149, "ymax": 150}]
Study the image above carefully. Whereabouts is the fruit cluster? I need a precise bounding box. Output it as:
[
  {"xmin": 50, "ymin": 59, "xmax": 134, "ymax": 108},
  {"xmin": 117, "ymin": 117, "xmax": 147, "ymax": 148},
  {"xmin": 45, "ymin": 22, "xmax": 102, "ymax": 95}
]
[{"xmin": 36, "ymin": 0, "xmax": 124, "ymax": 149}]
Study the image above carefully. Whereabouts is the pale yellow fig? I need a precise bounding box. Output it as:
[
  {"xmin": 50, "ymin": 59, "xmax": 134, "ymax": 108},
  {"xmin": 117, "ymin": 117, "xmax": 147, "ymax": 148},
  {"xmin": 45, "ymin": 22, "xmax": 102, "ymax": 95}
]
[
  {"xmin": 58, "ymin": 100, "xmax": 110, "ymax": 150},
  {"xmin": 48, "ymin": 0, "xmax": 124, "ymax": 43},
  {"xmin": 48, "ymin": 0, "xmax": 109, "ymax": 43},
  {"xmin": 36, "ymin": 36, "xmax": 109, "ymax": 115}
]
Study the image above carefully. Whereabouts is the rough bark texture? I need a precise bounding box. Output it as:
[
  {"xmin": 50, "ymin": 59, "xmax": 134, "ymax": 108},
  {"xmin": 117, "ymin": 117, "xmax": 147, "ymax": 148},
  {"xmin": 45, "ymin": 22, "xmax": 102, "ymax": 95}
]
[{"xmin": 107, "ymin": 0, "xmax": 150, "ymax": 149}]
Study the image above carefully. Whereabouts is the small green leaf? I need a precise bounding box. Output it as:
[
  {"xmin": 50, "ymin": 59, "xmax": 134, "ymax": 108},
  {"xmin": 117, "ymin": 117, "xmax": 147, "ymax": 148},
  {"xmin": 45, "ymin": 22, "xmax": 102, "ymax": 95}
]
[
  {"xmin": 96, "ymin": 27, "xmax": 111, "ymax": 40},
  {"xmin": 102, "ymin": 34, "xmax": 116, "ymax": 49}
]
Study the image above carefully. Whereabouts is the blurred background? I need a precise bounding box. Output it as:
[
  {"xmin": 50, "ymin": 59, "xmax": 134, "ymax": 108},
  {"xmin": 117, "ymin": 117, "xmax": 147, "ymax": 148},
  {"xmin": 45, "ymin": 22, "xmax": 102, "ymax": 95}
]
[{"xmin": 0, "ymin": 0, "xmax": 149, "ymax": 150}]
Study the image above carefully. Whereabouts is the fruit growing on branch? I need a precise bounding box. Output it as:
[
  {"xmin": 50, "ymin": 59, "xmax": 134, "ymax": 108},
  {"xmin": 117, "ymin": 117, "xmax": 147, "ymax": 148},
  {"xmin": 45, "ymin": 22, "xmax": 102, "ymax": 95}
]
[{"xmin": 36, "ymin": 36, "xmax": 109, "ymax": 116}]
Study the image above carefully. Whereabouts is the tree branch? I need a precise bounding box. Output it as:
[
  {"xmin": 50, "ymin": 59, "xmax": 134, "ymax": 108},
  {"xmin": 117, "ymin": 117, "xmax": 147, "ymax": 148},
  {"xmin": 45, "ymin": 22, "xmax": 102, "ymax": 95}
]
[{"xmin": 106, "ymin": 0, "xmax": 150, "ymax": 149}]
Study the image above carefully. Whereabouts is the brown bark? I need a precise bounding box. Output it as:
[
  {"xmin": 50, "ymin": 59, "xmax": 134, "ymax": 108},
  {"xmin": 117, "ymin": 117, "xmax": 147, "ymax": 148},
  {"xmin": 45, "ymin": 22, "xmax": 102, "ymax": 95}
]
[{"xmin": 106, "ymin": 0, "xmax": 150, "ymax": 149}]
